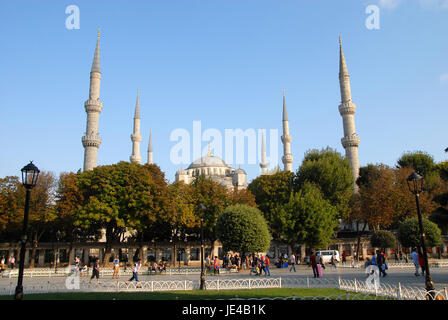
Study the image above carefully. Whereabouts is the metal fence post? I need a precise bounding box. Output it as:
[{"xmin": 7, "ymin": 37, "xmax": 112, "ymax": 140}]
[
  {"xmin": 397, "ymin": 282, "xmax": 402, "ymax": 300},
  {"xmin": 307, "ymin": 277, "xmax": 309, "ymax": 288},
  {"xmin": 354, "ymin": 278, "xmax": 358, "ymax": 293},
  {"xmin": 444, "ymin": 287, "xmax": 448, "ymax": 300},
  {"xmin": 279, "ymin": 277, "xmax": 282, "ymax": 288}
]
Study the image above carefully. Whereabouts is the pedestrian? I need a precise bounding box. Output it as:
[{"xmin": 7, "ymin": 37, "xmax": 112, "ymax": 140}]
[
  {"xmin": 9, "ymin": 256, "xmax": 15, "ymax": 269},
  {"xmin": 126, "ymin": 258, "xmax": 142, "ymax": 287},
  {"xmin": 0, "ymin": 257, "xmax": 5, "ymax": 273},
  {"xmin": 330, "ymin": 254, "xmax": 337, "ymax": 268},
  {"xmin": 89, "ymin": 258, "xmax": 101, "ymax": 284},
  {"xmin": 112, "ymin": 254, "xmax": 120, "ymax": 279},
  {"xmin": 206, "ymin": 255, "xmax": 211, "ymax": 271},
  {"xmin": 376, "ymin": 250, "xmax": 387, "ymax": 277},
  {"xmin": 418, "ymin": 249, "xmax": 425, "ymax": 276},
  {"xmin": 341, "ymin": 251, "xmax": 346, "ymax": 265},
  {"xmin": 310, "ymin": 251, "xmax": 319, "ymax": 278},
  {"xmin": 410, "ymin": 248, "xmax": 419, "ymax": 276},
  {"xmin": 264, "ymin": 255, "xmax": 271, "ymax": 276},
  {"xmin": 289, "ymin": 253, "xmax": 296, "ymax": 272},
  {"xmin": 318, "ymin": 254, "xmax": 325, "ymax": 269},
  {"xmin": 213, "ymin": 256, "xmax": 220, "ymax": 275}
]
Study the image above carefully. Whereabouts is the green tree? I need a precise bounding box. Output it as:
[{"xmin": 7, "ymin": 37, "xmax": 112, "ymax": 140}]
[
  {"xmin": 247, "ymin": 171, "xmax": 294, "ymax": 240},
  {"xmin": 216, "ymin": 204, "xmax": 271, "ymax": 255},
  {"xmin": 294, "ymin": 147, "xmax": 354, "ymax": 219},
  {"xmin": 277, "ymin": 182, "xmax": 339, "ymax": 249},
  {"xmin": 370, "ymin": 230, "xmax": 397, "ymax": 250},
  {"xmin": 397, "ymin": 217, "xmax": 442, "ymax": 249},
  {"xmin": 397, "ymin": 151, "xmax": 435, "ymax": 176},
  {"xmin": 74, "ymin": 162, "xmax": 170, "ymax": 265},
  {"xmin": 190, "ymin": 175, "xmax": 233, "ymax": 252}
]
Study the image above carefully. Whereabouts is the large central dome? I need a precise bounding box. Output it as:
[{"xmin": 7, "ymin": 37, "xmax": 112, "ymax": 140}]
[{"xmin": 187, "ymin": 155, "xmax": 230, "ymax": 169}]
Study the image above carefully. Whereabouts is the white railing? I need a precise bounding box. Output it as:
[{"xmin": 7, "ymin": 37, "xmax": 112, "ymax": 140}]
[{"xmin": 205, "ymin": 278, "xmax": 282, "ymax": 291}]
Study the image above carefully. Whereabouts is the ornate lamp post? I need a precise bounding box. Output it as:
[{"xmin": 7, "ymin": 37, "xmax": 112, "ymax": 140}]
[
  {"xmin": 407, "ymin": 172, "xmax": 435, "ymax": 298},
  {"xmin": 14, "ymin": 161, "xmax": 40, "ymax": 300},
  {"xmin": 198, "ymin": 203, "xmax": 206, "ymax": 290}
]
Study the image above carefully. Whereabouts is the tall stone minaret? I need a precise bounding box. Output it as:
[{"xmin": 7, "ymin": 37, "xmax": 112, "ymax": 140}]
[
  {"xmin": 338, "ymin": 36, "xmax": 360, "ymax": 186},
  {"xmin": 260, "ymin": 131, "xmax": 268, "ymax": 175},
  {"xmin": 281, "ymin": 89, "xmax": 293, "ymax": 172},
  {"xmin": 130, "ymin": 89, "xmax": 143, "ymax": 164},
  {"xmin": 147, "ymin": 128, "xmax": 153, "ymax": 164},
  {"xmin": 82, "ymin": 29, "xmax": 103, "ymax": 171}
]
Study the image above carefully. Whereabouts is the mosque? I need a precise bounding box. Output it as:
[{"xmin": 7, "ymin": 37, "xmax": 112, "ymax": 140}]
[{"xmin": 81, "ymin": 30, "xmax": 360, "ymax": 190}]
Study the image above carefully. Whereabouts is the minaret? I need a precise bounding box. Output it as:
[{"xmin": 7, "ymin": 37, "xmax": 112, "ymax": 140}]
[
  {"xmin": 260, "ymin": 131, "xmax": 268, "ymax": 175},
  {"xmin": 338, "ymin": 35, "xmax": 360, "ymax": 187},
  {"xmin": 82, "ymin": 29, "xmax": 103, "ymax": 171},
  {"xmin": 147, "ymin": 128, "xmax": 153, "ymax": 164},
  {"xmin": 281, "ymin": 89, "xmax": 293, "ymax": 172},
  {"xmin": 130, "ymin": 89, "xmax": 142, "ymax": 164}
]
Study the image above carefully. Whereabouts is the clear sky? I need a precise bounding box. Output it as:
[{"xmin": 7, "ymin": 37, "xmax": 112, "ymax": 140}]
[{"xmin": 1, "ymin": 0, "xmax": 447, "ymax": 183}]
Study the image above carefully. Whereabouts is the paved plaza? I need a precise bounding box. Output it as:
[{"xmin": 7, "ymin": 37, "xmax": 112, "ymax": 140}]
[{"xmin": 2, "ymin": 264, "xmax": 448, "ymax": 294}]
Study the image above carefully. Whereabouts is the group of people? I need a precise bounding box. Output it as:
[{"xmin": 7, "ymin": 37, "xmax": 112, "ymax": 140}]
[
  {"xmin": 364, "ymin": 250, "xmax": 389, "ymax": 277},
  {"xmin": 0, "ymin": 256, "xmax": 15, "ymax": 272},
  {"xmin": 249, "ymin": 254, "xmax": 271, "ymax": 276},
  {"xmin": 410, "ymin": 247, "xmax": 427, "ymax": 276}
]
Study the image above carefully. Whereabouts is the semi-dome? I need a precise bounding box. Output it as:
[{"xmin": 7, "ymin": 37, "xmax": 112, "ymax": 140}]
[{"xmin": 187, "ymin": 155, "xmax": 231, "ymax": 169}]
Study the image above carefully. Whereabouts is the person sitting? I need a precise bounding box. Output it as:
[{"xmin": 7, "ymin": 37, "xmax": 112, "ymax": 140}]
[{"xmin": 150, "ymin": 261, "xmax": 158, "ymax": 275}]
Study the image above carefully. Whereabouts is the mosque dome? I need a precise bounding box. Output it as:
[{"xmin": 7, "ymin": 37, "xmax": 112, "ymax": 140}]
[{"xmin": 187, "ymin": 155, "xmax": 231, "ymax": 169}]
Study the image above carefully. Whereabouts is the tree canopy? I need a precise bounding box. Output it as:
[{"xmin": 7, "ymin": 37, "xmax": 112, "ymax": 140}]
[
  {"xmin": 397, "ymin": 217, "xmax": 442, "ymax": 248},
  {"xmin": 215, "ymin": 204, "xmax": 271, "ymax": 254}
]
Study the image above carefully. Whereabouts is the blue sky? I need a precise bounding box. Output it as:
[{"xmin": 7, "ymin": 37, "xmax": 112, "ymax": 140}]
[{"xmin": 0, "ymin": 0, "xmax": 447, "ymax": 183}]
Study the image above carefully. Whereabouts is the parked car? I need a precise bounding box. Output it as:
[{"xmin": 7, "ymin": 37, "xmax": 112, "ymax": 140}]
[{"xmin": 315, "ymin": 250, "xmax": 340, "ymax": 264}]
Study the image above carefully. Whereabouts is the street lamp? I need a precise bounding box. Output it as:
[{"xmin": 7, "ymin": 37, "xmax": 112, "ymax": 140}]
[
  {"xmin": 55, "ymin": 230, "xmax": 61, "ymax": 273},
  {"xmin": 198, "ymin": 203, "xmax": 206, "ymax": 290},
  {"xmin": 407, "ymin": 171, "xmax": 435, "ymax": 298},
  {"xmin": 14, "ymin": 161, "xmax": 40, "ymax": 300}
]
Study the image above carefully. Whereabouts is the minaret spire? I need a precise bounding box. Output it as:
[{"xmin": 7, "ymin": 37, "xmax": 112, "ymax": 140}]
[
  {"xmin": 82, "ymin": 30, "xmax": 103, "ymax": 171},
  {"xmin": 281, "ymin": 89, "xmax": 293, "ymax": 172},
  {"xmin": 147, "ymin": 128, "xmax": 153, "ymax": 164},
  {"xmin": 130, "ymin": 88, "xmax": 142, "ymax": 164},
  {"xmin": 338, "ymin": 36, "xmax": 360, "ymax": 189},
  {"xmin": 260, "ymin": 131, "xmax": 268, "ymax": 175}
]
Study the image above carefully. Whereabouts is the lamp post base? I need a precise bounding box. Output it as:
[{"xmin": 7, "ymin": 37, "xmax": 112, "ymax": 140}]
[
  {"xmin": 200, "ymin": 273, "xmax": 206, "ymax": 290},
  {"xmin": 14, "ymin": 286, "xmax": 23, "ymax": 300},
  {"xmin": 425, "ymin": 276, "xmax": 435, "ymax": 300}
]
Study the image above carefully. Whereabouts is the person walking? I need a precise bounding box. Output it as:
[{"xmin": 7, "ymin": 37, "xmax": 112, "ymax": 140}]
[
  {"xmin": 264, "ymin": 255, "xmax": 271, "ymax": 276},
  {"xmin": 330, "ymin": 254, "xmax": 337, "ymax": 268},
  {"xmin": 213, "ymin": 256, "xmax": 220, "ymax": 275},
  {"xmin": 126, "ymin": 259, "xmax": 142, "ymax": 287},
  {"xmin": 376, "ymin": 250, "xmax": 387, "ymax": 277},
  {"xmin": 341, "ymin": 251, "xmax": 347, "ymax": 265},
  {"xmin": 410, "ymin": 248, "xmax": 419, "ymax": 276},
  {"xmin": 418, "ymin": 249, "xmax": 425, "ymax": 276},
  {"xmin": 89, "ymin": 258, "xmax": 101, "ymax": 284},
  {"xmin": 289, "ymin": 253, "xmax": 296, "ymax": 272},
  {"xmin": 9, "ymin": 256, "xmax": 15, "ymax": 269},
  {"xmin": 310, "ymin": 251, "xmax": 319, "ymax": 278},
  {"xmin": 112, "ymin": 255, "xmax": 120, "ymax": 279}
]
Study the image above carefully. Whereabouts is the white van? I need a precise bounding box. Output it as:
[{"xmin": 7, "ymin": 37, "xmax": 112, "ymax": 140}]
[{"xmin": 315, "ymin": 250, "xmax": 340, "ymax": 264}]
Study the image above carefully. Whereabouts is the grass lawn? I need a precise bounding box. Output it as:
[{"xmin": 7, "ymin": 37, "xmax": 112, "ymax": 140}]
[{"xmin": 0, "ymin": 288, "xmax": 390, "ymax": 300}]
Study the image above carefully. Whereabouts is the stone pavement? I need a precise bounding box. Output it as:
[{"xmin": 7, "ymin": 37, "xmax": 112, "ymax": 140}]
[{"xmin": 1, "ymin": 264, "xmax": 448, "ymax": 292}]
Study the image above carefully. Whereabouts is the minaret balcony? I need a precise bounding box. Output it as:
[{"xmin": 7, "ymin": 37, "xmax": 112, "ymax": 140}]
[
  {"xmin": 131, "ymin": 133, "xmax": 142, "ymax": 142},
  {"xmin": 84, "ymin": 99, "xmax": 103, "ymax": 113},
  {"xmin": 338, "ymin": 101, "xmax": 356, "ymax": 116},
  {"xmin": 281, "ymin": 134, "xmax": 292, "ymax": 144},
  {"xmin": 282, "ymin": 154, "xmax": 293, "ymax": 164},
  {"xmin": 341, "ymin": 134, "xmax": 360, "ymax": 148},
  {"xmin": 82, "ymin": 135, "xmax": 102, "ymax": 148}
]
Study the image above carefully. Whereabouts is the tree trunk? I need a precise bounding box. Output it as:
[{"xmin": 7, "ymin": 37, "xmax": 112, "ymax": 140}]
[
  {"xmin": 102, "ymin": 243, "xmax": 112, "ymax": 267},
  {"xmin": 66, "ymin": 243, "xmax": 73, "ymax": 266},
  {"xmin": 29, "ymin": 235, "xmax": 38, "ymax": 269},
  {"xmin": 355, "ymin": 221, "xmax": 368, "ymax": 262}
]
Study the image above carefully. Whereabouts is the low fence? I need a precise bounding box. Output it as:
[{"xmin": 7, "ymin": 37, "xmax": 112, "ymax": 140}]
[{"xmin": 2, "ymin": 267, "xmax": 238, "ymax": 278}]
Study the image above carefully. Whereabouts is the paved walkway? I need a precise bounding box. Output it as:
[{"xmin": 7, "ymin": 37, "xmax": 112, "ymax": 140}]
[{"xmin": 2, "ymin": 265, "xmax": 448, "ymax": 291}]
